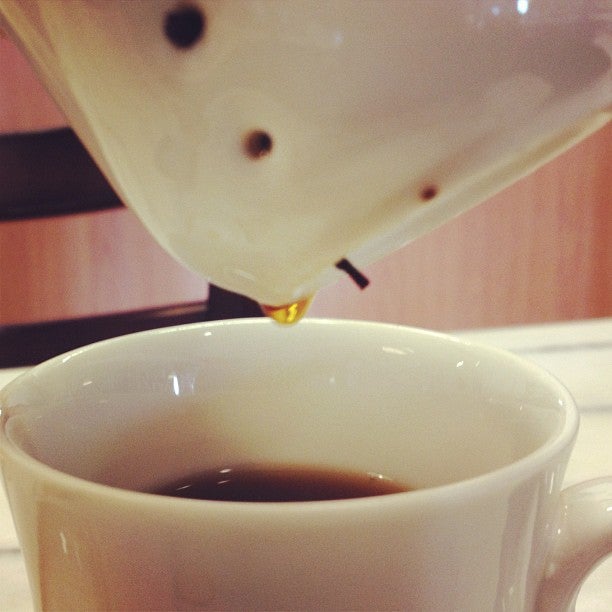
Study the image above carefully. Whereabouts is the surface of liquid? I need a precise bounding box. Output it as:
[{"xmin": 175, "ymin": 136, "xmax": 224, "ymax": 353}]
[{"xmin": 149, "ymin": 463, "xmax": 409, "ymax": 502}]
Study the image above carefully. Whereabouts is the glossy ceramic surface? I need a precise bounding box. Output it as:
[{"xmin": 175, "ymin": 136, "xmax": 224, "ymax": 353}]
[
  {"xmin": 1, "ymin": 1, "xmax": 610, "ymax": 304},
  {"xmin": 1, "ymin": 320, "xmax": 609, "ymax": 610}
]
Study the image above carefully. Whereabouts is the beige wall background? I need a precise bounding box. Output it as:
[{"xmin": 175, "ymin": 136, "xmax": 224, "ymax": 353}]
[{"xmin": 1, "ymin": 37, "xmax": 610, "ymax": 330}]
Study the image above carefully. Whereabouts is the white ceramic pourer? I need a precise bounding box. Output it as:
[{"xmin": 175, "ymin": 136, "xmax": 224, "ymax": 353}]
[{"xmin": 1, "ymin": 1, "xmax": 610, "ymax": 308}]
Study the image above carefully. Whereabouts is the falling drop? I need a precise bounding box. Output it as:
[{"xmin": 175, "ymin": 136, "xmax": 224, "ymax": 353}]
[{"xmin": 260, "ymin": 296, "xmax": 314, "ymax": 325}]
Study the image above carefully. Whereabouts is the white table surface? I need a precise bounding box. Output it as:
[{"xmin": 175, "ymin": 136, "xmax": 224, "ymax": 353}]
[{"xmin": 1, "ymin": 317, "xmax": 611, "ymax": 611}]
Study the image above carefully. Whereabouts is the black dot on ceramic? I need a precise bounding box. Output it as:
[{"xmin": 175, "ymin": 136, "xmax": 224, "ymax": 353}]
[
  {"xmin": 243, "ymin": 130, "xmax": 274, "ymax": 159},
  {"xmin": 164, "ymin": 4, "xmax": 205, "ymax": 49},
  {"xmin": 420, "ymin": 185, "xmax": 438, "ymax": 201}
]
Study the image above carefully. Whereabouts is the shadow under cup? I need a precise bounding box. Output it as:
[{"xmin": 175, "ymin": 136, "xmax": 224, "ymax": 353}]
[{"xmin": 1, "ymin": 319, "xmax": 577, "ymax": 610}]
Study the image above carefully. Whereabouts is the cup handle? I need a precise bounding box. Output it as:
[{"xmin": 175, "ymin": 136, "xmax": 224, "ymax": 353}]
[{"xmin": 536, "ymin": 477, "xmax": 612, "ymax": 611}]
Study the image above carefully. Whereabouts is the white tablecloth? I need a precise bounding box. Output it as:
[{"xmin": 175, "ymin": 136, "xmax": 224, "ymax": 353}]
[{"xmin": 1, "ymin": 318, "xmax": 611, "ymax": 611}]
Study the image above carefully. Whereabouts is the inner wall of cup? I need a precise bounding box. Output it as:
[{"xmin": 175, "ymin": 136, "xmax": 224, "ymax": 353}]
[{"xmin": 4, "ymin": 322, "xmax": 567, "ymax": 491}]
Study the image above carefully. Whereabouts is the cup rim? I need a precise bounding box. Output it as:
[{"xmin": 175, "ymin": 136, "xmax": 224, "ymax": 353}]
[{"xmin": 1, "ymin": 318, "xmax": 579, "ymax": 513}]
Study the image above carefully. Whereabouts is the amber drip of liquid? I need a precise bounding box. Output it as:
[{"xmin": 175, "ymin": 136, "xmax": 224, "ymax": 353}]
[{"xmin": 260, "ymin": 296, "xmax": 314, "ymax": 325}]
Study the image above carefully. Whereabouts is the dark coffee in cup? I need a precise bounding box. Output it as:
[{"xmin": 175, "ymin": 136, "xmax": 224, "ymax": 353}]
[{"xmin": 149, "ymin": 463, "xmax": 409, "ymax": 502}]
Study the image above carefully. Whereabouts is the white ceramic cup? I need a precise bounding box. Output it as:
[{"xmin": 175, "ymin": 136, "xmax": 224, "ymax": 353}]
[{"xmin": 1, "ymin": 319, "xmax": 610, "ymax": 611}]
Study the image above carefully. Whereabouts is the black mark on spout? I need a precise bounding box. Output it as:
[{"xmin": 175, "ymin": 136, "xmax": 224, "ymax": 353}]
[{"xmin": 335, "ymin": 259, "xmax": 370, "ymax": 290}]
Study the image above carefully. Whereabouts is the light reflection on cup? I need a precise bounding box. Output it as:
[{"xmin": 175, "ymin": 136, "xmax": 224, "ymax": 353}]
[{"xmin": 1, "ymin": 319, "xmax": 610, "ymax": 610}]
